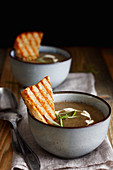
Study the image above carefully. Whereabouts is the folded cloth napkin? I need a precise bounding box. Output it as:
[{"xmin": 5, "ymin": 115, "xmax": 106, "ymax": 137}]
[
  {"xmin": 54, "ymin": 73, "xmax": 97, "ymax": 95},
  {"xmin": 11, "ymin": 73, "xmax": 113, "ymax": 170}
]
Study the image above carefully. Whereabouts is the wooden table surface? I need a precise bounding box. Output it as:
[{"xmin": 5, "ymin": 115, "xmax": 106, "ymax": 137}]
[{"xmin": 0, "ymin": 47, "xmax": 113, "ymax": 170}]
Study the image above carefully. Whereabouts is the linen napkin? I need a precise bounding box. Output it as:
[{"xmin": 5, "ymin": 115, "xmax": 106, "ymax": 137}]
[{"xmin": 11, "ymin": 73, "xmax": 113, "ymax": 170}]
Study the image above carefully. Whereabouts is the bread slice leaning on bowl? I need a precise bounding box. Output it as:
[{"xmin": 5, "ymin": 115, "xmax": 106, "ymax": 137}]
[{"xmin": 21, "ymin": 76, "xmax": 57, "ymax": 125}]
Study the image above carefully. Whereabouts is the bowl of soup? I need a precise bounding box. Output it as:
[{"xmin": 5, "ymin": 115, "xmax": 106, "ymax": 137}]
[
  {"xmin": 28, "ymin": 91, "xmax": 111, "ymax": 158},
  {"xmin": 9, "ymin": 46, "xmax": 72, "ymax": 88}
]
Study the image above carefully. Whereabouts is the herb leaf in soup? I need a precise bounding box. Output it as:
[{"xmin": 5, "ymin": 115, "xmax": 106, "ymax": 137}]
[{"xmin": 56, "ymin": 110, "xmax": 77, "ymax": 127}]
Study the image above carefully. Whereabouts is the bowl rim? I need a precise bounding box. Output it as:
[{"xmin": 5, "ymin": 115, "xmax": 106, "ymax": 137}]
[
  {"xmin": 28, "ymin": 91, "xmax": 111, "ymax": 129},
  {"xmin": 9, "ymin": 45, "xmax": 72, "ymax": 65}
]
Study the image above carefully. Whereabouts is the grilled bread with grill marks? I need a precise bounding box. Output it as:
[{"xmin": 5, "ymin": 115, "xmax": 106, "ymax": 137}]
[
  {"xmin": 14, "ymin": 32, "xmax": 43, "ymax": 61},
  {"xmin": 21, "ymin": 76, "xmax": 56, "ymax": 124}
]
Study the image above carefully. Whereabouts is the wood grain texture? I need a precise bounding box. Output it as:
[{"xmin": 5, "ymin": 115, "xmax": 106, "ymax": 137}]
[
  {"xmin": 101, "ymin": 48, "xmax": 113, "ymax": 80},
  {"xmin": 0, "ymin": 50, "xmax": 21, "ymax": 170},
  {"xmin": 101, "ymin": 48, "xmax": 113, "ymax": 146},
  {"xmin": 0, "ymin": 120, "xmax": 12, "ymax": 170},
  {"xmin": 0, "ymin": 49, "xmax": 21, "ymax": 101}
]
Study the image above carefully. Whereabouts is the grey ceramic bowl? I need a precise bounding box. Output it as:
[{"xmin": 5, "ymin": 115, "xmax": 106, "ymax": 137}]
[
  {"xmin": 28, "ymin": 91, "xmax": 111, "ymax": 158},
  {"xmin": 9, "ymin": 46, "xmax": 72, "ymax": 88}
]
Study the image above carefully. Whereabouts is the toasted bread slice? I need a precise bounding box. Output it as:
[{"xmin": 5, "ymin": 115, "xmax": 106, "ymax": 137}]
[
  {"xmin": 14, "ymin": 32, "xmax": 43, "ymax": 61},
  {"xmin": 21, "ymin": 76, "xmax": 56, "ymax": 124}
]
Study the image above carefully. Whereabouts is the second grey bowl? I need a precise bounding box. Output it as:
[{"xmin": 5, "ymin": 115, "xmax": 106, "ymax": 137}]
[{"xmin": 10, "ymin": 46, "xmax": 72, "ymax": 88}]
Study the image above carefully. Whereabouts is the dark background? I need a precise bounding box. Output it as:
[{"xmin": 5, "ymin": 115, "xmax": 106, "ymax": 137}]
[{"xmin": 0, "ymin": 8, "xmax": 113, "ymax": 48}]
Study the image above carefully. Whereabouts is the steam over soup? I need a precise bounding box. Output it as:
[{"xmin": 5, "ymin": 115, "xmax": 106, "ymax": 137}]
[{"xmin": 54, "ymin": 102, "xmax": 105, "ymax": 127}]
